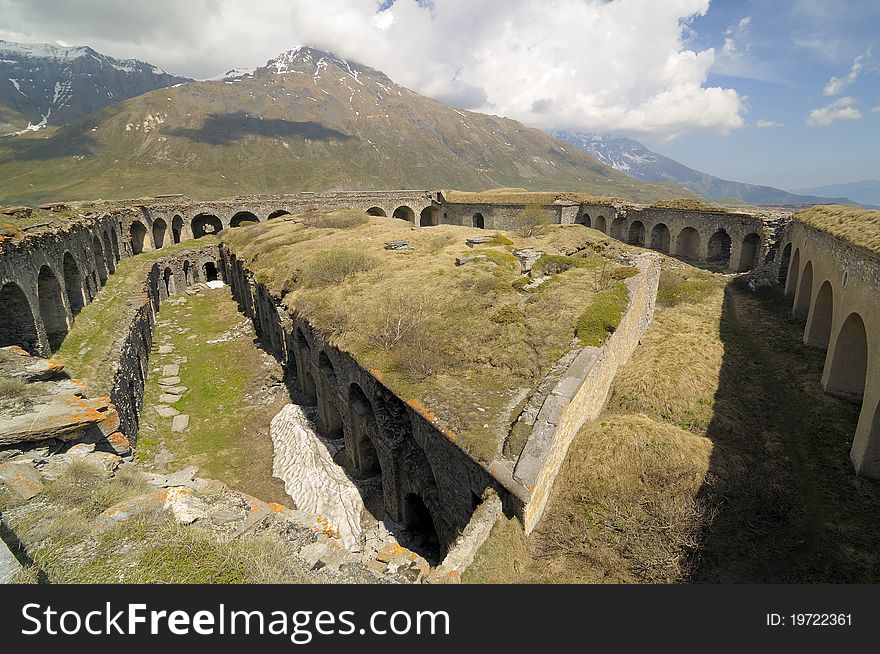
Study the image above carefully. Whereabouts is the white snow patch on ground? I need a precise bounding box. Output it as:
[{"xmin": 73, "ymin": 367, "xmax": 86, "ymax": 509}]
[{"xmin": 270, "ymin": 404, "xmax": 364, "ymax": 550}]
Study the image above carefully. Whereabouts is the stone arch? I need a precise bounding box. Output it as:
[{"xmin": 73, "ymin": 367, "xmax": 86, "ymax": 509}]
[
  {"xmin": 825, "ymin": 312, "xmax": 868, "ymax": 401},
  {"xmin": 163, "ymin": 267, "xmax": 176, "ymax": 297},
  {"xmin": 192, "ymin": 213, "xmax": 222, "ymax": 239},
  {"xmin": 805, "ymin": 281, "xmax": 833, "ymax": 349},
  {"xmin": 366, "ymin": 207, "xmax": 387, "ymax": 217},
  {"xmin": 171, "ymin": 215, "xmax": 184, "ymax": 244},
  {"xmin": 62, "ymin": 252, "xmax": 85, "ymax": 318},
  {"xmin": 627, "ymin": 220, "xmax": 645, "ymax": 247},
  {"xmin": 110, "ymin": 229, "xmax": 121, "ymax": 262},
  {"xmin": 102, "ymin": 232, "xmax": 116, "ymax": 274},
  {"xmin": 319, "ymin": 391, "xmax": 344, "ymax": 440},
  {"xmin": 610, "ymin": 216, "xmax": 627, "ymax": 240},
  {"xmin": 793, "ymin": 260, "xmax": 813, "ymax": 319},
  {"xmin": 786, "ymin": 248, "xmax": 801, "ymax": 296},
  {"xmin": 650, "ymin": 223, "xmax": 671, "ymax": 253},
  {"xmin": 130, "ymin": 221, "xmax": 148, "ymax": 254},
  {"xmin": 419, "ymin": 206, "xmax": 440, "ymax": 227},
  {"xmin": 472, "ymin": 213, "xmax": 485, "ymax": 229},
  {"xmin": 392, "ymin": 206, "xmax": 415, "ymax": 223},
  {"xmin": 577, "ymin": 210, "xmax": 591, "ymax": 227},
  {"xmin": 93, "ymin": 236, "xmax": 108, "ymax": 284},
  {"xmin": 268, "ymin": 209, "xmax": 290, "ymax": 220},
  {"xmin": 738, "ymin": 233, "xmax": 761, "ymax": 272},
  {"xmin": 318, "ymin": 351, "xmax": 336, "ymax": 384},
  {"xmin": 0, "ymin": 281, "xmax": 38, "ymax": 353},
  {"xmin": 296, "ymin": 326, "xmax": 311, "ymax": 354},
  {"xmin": 152, "ymin": 218, "xmax": 167, "ymax": 249},
  {"xmin": 402, "ymin": 492, "xmax": 441, "ymax": 556},
  {"xmin": 230, "ymin": 211, "xmax": 259, "ymax": 228},
  {"xmin": 707, "ymin": 229, "xmax": 732, "ymax": 265},
  {"xmin": 203, "ymin": 261, "xmax": 218, "ymax": 282},
  {"xmin": 595, "ymin": 215, "xmax": 607, "ymax": 233},
  {"xmin": 675, "ymin": 227, "xmax": 701, "ymax": 259},
  {"xmin": 302, "ymin": 369, "xmax": 317, "ymax": 405},
  {"xmin": 183, "ymin": 260, "xmax": 194, "ymax": 286},
  {"xmin": 778, "ymin": 243, "xmax": 792, "ymax": 287},
  {"xmin": 37, "ymin": 266, "xmax": 68, "ymax": 350},
  {"xmin": 349, "ymin": 383, "xmax": 381, "ymax": 478}
]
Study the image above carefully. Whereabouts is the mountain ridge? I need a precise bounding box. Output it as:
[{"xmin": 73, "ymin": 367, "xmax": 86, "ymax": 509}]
[
  {"xmin": 552, "ymin": 131, "xmax": 856, "ymax": 207},
  {"xmin": 0, "ymin": 38, "xmax": 190, "ymax": 135},
  {"xmin": 0, "ymin": 46, "xmax": 689, "ymax": 205}
]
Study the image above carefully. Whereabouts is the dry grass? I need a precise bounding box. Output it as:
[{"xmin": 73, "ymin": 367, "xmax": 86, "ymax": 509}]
[
  {"xmin": 223, "ymin": 212, "xmax": 637, "ymax": 462},
  {"xmin": 469, "ymin": 260, "xmax": 880, "ymax": 583},
  {"xmin": 649, "ymin": 198, "xmax": 730, "ymax": 213},
  {"xmin": 794, "ymin": 204, "xmax": 880, "ymax": 255},
  {"xmin": 442, "ymin": 189, "xmax": 626, "ymax": 206}
]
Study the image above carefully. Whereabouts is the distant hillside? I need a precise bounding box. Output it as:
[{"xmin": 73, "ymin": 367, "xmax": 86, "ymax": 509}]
[
  {"xmin": 553, "ymin": 131, "xmax": 855, "ymax": 207},
  {"xmin": 0, "ymin": 47, "xmax": 687, "ymax": 205},
  {"xmin": 0, "ymin": 39, "xmax": 190, "ymax": 136},
  {"xmin": 791, "ymin": 180, "xmax": 880, "ymax": 208}
]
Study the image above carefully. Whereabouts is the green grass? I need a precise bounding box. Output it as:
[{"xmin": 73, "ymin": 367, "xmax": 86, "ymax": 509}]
[
  {"xmin": 54, "ymin": 239, "xmax": 217, "ymax": 393},
  {"xmin": 576, "ymin": 282, "xmax": 629, "ymax": 346},
  {"xmin": 137, "ymin": 287, "xmax": 290, "ymax": 505}
]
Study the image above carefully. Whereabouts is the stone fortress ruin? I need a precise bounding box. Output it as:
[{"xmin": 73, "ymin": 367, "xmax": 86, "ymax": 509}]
[{"xmin": 1, "ymin": 189, "xmax": 879, "ymax": 581}]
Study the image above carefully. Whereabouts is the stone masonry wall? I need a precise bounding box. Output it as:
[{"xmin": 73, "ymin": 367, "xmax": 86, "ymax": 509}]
[
  {"xmin": 219, "ymin": 246, "xmax": 511, "ymax": 551},
  {"xmin": 515, "ymin": 253, "xmax": 662, "ymax": 532}
]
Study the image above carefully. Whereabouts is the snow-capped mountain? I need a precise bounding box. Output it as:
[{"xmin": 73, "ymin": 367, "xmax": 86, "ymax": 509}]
[
  {"xmin": 553, "ymin": 131, "xmax": 855, "ymax": 207},
  {"xmin": 0, "ymin": 39, "xmax": 190, "ymax": 135}
]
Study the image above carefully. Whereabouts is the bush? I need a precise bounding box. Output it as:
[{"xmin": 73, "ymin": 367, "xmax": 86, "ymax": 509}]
[
  {"xmin": 656, "ymin": 269, "xmax": 714, "ymax": 307},
  {"xmin": 510, "ymin": 203, "xmax": 553, "ymax": 237},
  {"xmin": 302, "ymin": 210, "xmax": 369, "ymax": 230},
  {"xmin": 491, "ymin": 304, "xmax": 525, "ymax": 325},
  {"xmin": 576, "ymin": 282, "xmax": 629, "ymax": 346},
  {"xmin": 300, "ymin": 249, "xmax": 379, "ymax": 287},
  {"xmin": 534, "ymin": 253, "xmax": 601, "ymax": 276}
]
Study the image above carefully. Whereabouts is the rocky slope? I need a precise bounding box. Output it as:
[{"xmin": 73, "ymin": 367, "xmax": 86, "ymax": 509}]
[
  {"xmin": 0, "ymin": 39, "xmax": 189, "ymax": 136},
  {"xmin": 553, "ymin": 131, "xmax": 855, "ymax": 207},
  {"xmin": 0, "ymin": 47, "xmax": 685, "ymax": 204}
]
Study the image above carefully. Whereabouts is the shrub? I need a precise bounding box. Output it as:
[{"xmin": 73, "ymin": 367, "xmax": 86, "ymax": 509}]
[
  {"xmin": 510, "ymin": 203, "xmax": 553, "ymax": 237},
  {"xmin": 300, "ymin": 249, "xmax": 379, "ymax": 287},
  {"xmin": 656, "ymin": 269, "xmax": 714, "ymax": 307},
  {"xmin": 302, "ymin": 209, "xmax": 369, "ymax": 230},
  {"xmin": 491, "ymin": 304, "xmax": 525, "ymax": 325},
  {"xmin": 576, "ymin": 282, "xmax": 629, "ymax": 346},
  {"xmin": 534, "ymin": 253, "xmax": 601, "ymax": 276}
]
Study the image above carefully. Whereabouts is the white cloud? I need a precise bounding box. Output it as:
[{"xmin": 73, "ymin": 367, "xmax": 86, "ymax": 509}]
[
  {"xmin": 824, "ymin": 48, "xmax": 871, "ymax": 96},
  {"xmin": 806, "ymin": 97, "xmax": 863, "ymax": 126},
  {"xmin": 872, "ymin": 106, "xmax": 880, "ymax": 113},
  {"xmin": 0, "ymin": 0, "xmax": 745, "ymax": 139},
  {"xmin": 755, "ymin": 119, "xmax": 783, "ymax": 128}
]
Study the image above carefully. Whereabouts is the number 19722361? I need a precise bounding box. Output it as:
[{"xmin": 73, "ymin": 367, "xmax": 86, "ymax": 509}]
[{"xmin": 766, "ymin": 614, "xmax": 852, "ymax": 627}]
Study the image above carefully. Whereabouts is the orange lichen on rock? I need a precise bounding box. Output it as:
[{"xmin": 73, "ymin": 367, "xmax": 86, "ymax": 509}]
[{"xmin": 404, "ymin": 398, "xmax": 457, "ymax": 443}]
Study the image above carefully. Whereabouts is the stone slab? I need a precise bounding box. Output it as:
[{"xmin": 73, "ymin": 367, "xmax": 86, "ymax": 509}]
[
  {"xmin": 154, "ymin": 405, "xmax": 180, "ymax": 418},
  {"xmin": 171, "ymin": 415, "xmax": 190, "ymax": 432},
  {"xmin": 161, "ymin": 364, "xmax": 180, "ymax": 377}
]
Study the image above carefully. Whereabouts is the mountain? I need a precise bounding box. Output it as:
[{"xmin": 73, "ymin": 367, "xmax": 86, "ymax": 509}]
[
  {"xmin": 0, "ymin": 39, "xmax": 190, "ymax": 135},
  {"xmin": 552, "ymin": 131, "xmax": 855, "ymax": 207},
  {"xmin": 0, "ymin": 47, "xmax": 687, "ymax": 204},
  {"xmin": 790, "ymin": 180, "xmax": 880, "ymax": 208}
]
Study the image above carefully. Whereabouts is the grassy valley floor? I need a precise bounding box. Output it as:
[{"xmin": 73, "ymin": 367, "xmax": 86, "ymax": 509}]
[
  {"xmin": 466, "ymin": 262, "xmax": 880, "ymax": 583},
  {"xmin": 137, "ymin": 285, "xmax": 291, "ymax": 506}
]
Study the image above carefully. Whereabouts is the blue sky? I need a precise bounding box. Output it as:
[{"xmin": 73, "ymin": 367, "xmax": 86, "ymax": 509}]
[{"xmin": 654, "ymin": 0, "xmax": 880, "ymax": 189}]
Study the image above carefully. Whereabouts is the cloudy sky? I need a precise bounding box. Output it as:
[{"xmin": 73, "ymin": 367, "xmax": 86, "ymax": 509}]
[{"xmin": 0, "ymin": 0, "xmax": 877, "ymax": 189}]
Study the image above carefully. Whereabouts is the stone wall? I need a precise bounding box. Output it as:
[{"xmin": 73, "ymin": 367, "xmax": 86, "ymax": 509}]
[
  {"xmin": 513, "ymin": 253, "xmax": 662, "ymax": 532},
  {"xmin": 0, "ymin": 214, "xmax": 124, "ymax": 355},
  {"xmin": 220, "ymin": 246, "xmax": 511, "ymax": 552},
  {"xmin": 777, "ymin": 221, "xmax": 880, "ymax": 477}
]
